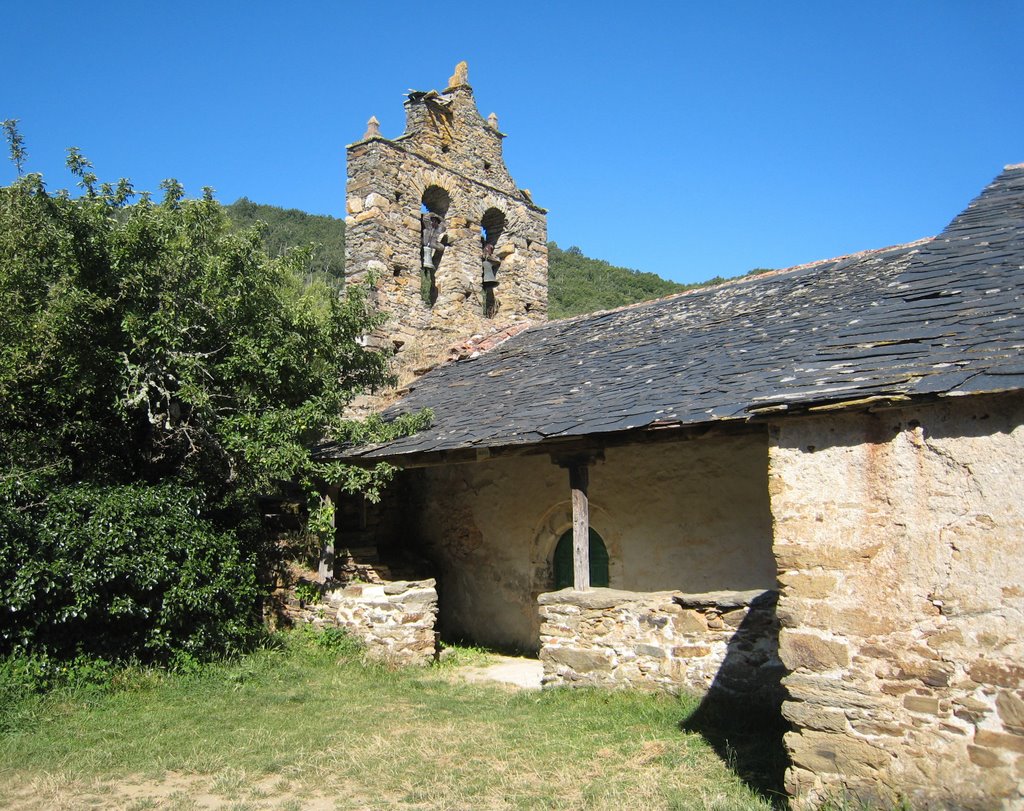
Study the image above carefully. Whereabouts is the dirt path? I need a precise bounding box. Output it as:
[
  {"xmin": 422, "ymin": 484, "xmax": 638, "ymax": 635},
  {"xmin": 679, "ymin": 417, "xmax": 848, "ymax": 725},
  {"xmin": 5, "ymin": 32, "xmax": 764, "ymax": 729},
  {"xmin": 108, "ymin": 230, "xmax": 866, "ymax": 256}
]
[{"xmin": 452, "ymin": 655, "xmax": 543, "ymax": 690}]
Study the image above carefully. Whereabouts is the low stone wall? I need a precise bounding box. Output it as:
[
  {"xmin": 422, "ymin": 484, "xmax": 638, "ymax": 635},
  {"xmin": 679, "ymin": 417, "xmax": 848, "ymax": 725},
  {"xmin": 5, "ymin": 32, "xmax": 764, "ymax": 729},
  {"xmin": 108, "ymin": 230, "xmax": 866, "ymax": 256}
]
[
  {"xmin": 297, "ymin": 579, "xmax": 438, "ymax": 666},
  {"xmin": 537, "ymin": 587, "xmax": 781, "ymax": 700}
]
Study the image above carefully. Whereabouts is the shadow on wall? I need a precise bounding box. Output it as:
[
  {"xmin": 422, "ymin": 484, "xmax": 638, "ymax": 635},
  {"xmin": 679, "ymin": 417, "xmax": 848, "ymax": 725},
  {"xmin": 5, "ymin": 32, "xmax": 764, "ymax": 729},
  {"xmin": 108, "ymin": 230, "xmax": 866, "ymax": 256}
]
[{"xmin": 681, "ymin": 591, "xmax": 790, "ymax": 808}]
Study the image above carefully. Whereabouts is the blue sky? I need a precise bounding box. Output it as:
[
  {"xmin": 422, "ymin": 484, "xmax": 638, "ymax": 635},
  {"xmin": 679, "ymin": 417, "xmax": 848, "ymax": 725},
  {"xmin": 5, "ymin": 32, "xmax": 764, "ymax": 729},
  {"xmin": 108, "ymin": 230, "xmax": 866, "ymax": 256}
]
[{"xmin": 3, "ymin": 1, "xmax": 1022, "ymax": 284}]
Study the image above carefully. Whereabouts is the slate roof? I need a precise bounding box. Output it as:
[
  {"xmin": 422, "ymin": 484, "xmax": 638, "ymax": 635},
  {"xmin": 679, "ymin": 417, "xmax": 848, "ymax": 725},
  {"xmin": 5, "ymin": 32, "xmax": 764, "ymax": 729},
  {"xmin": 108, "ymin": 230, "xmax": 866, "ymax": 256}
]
[{"xmin": 331, "ymin": 165, "xmax": 1024, "ymax": 463}]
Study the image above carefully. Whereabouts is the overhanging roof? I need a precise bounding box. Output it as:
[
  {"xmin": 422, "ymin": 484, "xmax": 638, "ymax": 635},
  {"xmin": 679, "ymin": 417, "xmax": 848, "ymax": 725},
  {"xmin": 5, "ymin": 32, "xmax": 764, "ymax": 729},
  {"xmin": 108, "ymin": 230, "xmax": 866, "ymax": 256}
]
[{"xmin": 326, "ymin": 164, "xmax": 1024, "ymax": 465}]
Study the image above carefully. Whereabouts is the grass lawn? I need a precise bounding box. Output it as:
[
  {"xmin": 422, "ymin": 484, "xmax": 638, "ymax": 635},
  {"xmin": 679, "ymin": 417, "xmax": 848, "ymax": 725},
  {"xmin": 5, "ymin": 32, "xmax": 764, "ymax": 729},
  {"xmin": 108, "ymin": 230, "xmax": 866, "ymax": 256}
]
[{"xmin": 0, "ymin": 631, "xmax": 778, "ymax": 810}]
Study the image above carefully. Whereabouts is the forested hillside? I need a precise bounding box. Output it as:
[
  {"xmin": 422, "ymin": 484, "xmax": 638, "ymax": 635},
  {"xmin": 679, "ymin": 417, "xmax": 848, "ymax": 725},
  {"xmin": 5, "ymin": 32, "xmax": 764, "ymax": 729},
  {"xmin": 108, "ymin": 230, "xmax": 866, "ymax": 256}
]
[
  {"xmin": 225, "ymin": 202, "xmax": 696, "ymax": 317},
  {"xmin": 546, "ymin": 243, "xmax": 687, "ymax": 318},
  {"xmin": 226, "ymin": 198, "xmax": 346, "ymax": 281}
]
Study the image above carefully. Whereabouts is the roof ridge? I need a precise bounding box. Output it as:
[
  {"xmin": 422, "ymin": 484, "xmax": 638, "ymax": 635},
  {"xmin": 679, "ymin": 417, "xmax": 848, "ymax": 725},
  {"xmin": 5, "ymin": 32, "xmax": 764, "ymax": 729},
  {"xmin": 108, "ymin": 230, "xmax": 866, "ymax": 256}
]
[{"xmin": 542, "ymin": 236, "xmax": 933, "ymax": 327}]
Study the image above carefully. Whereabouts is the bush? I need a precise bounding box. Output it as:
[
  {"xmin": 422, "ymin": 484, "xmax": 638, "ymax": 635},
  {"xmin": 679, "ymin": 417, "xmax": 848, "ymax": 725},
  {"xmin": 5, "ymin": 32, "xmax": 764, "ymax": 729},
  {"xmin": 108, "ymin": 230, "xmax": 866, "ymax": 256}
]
[{"xmin": 0, "ymin": 478, "xmax": 261, "ymax": 663}]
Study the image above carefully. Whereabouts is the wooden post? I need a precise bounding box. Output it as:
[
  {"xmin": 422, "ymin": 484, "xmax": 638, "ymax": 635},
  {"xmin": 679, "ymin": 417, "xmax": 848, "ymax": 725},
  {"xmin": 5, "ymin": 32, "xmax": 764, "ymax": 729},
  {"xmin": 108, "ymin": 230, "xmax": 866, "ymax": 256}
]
[
  {"xmin": 318, "ymin": 485, "xmax": 338, "ymax": 582},
  {"xmin": 569, "ymin": 464, "xmax": 590, "ymax": 591}
]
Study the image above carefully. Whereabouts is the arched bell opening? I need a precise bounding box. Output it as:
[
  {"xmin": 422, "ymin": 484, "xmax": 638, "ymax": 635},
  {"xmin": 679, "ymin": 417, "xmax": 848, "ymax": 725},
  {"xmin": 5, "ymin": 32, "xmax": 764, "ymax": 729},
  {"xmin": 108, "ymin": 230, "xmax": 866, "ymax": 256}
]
[
  {"xmin": 420, "ymin": 186, "xmax": 451, "ymax": 306},
  {"xmin": 480, "ymin": 207, "xmax": 506, "ymax": 318}
]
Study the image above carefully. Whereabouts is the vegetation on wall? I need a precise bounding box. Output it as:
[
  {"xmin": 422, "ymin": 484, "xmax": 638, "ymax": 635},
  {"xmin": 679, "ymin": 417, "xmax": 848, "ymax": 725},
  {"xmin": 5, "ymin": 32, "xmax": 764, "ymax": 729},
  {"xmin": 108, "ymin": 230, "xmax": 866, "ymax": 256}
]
[{"xmin": 0, "ymin": 122, "xmax": 427, "ymax": 670}]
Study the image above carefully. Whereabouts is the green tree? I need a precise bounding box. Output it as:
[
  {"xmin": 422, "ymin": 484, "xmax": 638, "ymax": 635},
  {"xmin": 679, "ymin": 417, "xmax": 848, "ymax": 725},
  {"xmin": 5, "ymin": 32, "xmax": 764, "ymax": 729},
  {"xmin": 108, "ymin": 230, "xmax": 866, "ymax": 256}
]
[{"xmin": 0, "ymin": 135, "xmax": 427, "ymax": 665}]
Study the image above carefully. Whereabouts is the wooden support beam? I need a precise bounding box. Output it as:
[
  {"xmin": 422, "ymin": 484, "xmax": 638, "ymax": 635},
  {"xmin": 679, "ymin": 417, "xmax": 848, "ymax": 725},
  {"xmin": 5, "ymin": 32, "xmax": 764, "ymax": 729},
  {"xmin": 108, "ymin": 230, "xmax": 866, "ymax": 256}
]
[
  {"xmin": 569, "ymin": 464, "xmax": 590, "ymax": 591},
  {"xmin": 318, "ymin": 485, "xmax": 338, "ymax": 582}
]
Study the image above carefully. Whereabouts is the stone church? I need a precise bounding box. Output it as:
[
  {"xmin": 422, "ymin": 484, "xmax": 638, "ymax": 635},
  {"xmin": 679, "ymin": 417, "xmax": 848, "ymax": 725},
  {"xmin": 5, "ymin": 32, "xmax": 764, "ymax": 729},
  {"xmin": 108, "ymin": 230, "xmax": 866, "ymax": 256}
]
[{"xmin": 317, "ymin": 64, "xmax": 1024, "ymax": 809}]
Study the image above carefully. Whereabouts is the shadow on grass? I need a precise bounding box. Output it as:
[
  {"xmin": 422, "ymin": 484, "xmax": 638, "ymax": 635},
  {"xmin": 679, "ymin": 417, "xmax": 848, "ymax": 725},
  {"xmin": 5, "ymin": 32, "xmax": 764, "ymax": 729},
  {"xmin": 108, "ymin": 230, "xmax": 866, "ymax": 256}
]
[{"xmin": 680, "ymin": 591, "xmax": 791, "ymax": 809}]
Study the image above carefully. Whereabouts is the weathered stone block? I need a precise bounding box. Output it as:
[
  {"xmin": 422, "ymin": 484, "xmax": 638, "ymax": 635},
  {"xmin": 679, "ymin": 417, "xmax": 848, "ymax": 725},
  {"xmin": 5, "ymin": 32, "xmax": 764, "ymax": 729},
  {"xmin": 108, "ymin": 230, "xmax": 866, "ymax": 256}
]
[
  {"xmin": 787, "ymin": 729, "xmax": 890, "ymax": 777},
  {"xmin": 903, "ymin": 695, "xmax": 941, "ymax": 715},
  {"xmin": 785, "ymin": 674, "xmax": 895, "ymax": 710},
  {"xmin": 974, "ymin": 728, "xmax": 1024, "ymax": 754},
  {"xmin": 672, "ymin": 609, "xmax": 708, "ymax": 633},
  {"xmin": 672, "ymin": 644, "xmax": 712, "ymax": 658},
  {"xmin": 542, "ymin": 646, "xmax": 614, "ymax": 673},
  {"xmin": 967, "ymin": 744, "xmax": 1006, "ymax": 768},
  {"xmin": 970, "ymin": 660, "xmax": 1024, "ymax": 688},
  {"xmin": 672, "ymin": 589, "xmax": 767, "ymax": 610},
  {"xmin": 721, "ymin": 608, "xmax": 748, "ymax": 628},
  {"xmin": 995, "ymin": 691, "xmax": 1024, "ymax": 732},
  {"xmin": 895, "ymin": 658, "xmax": 953, "ymax": 687},
  {"xmin": 779, "ymin": 629, "xmax": 850, "ymax": 671},
  {"xmin": 850, "ymin": 718, "xmax": 904, "ymax": 737},
  {"xmin": 925, "ymin": 628, "xmax": 964, "ymax": 650},
  {"xmin": 393, "ymin": 588, "xmax": 437, "ymax": 608},
  {"xmin": 640, "ymin": 612, "xmax": 669, "ymax": 629},
  {"xmin": 778, "ymin": 570, "xmax": 838, "ymax": 599},
  {"xmin": 783, "ymin": 701, "xmax": 848, "ymax": 733}
]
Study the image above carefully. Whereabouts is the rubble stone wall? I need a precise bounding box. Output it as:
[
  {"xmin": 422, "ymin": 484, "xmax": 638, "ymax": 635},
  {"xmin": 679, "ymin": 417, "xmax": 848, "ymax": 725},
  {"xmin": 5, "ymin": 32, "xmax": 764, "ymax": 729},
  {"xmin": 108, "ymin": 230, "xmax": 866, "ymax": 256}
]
[
  {"xmin": 538, "ymin": 588, "xmax": 783, "ymax": 702},
  {"xmin": 345, "ymin": 68, "xmax": 547, "ymax": 383},
  {"xmin": 769, "ymin": 393, "xmax": 1024, "ymax": 809},
  {"xmin": 297, "ymin": 579, "xmax": 438, "ymax": 667}
]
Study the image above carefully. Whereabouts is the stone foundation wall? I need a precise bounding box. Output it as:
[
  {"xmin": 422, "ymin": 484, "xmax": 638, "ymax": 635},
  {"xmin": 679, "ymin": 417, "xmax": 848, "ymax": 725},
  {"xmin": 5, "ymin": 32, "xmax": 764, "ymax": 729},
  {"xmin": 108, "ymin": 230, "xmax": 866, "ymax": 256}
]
[
  {"xmin": 770, "ymin": 394, "xmax": 1024, "ymax": 809},
  {"xmin": 298, "ymin": 579, "xmax": 438, "ymax": 666},
  {"xmin": 538, "ymin": 587, "xmax": 782, "ymax": 702}
]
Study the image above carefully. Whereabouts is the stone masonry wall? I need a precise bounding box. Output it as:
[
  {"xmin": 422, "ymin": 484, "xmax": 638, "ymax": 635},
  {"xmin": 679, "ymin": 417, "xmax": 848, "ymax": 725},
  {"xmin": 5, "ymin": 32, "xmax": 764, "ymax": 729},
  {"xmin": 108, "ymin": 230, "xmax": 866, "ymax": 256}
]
[
  {"xmin": 538, "ymin": 587, "xmax": 782, "ymax": 704},
  {"xmin": 297, "ymin": 579, "xmax": 437, "ymax": 667},
  {"xmin": 346, "ymin": 64, "xmax": 547, "ymax": 385},
  {"xmin": 770, "ymin": 393, "xmax": 1024, "ymax": 809}
]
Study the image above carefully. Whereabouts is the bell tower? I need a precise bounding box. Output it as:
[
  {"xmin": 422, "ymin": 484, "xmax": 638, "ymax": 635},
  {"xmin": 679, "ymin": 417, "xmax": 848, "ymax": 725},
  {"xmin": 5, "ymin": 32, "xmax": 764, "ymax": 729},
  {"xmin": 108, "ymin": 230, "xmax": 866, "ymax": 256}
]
[{"xmin": 345, "ymin": 62, "xmax": 548, "ymax": 378}]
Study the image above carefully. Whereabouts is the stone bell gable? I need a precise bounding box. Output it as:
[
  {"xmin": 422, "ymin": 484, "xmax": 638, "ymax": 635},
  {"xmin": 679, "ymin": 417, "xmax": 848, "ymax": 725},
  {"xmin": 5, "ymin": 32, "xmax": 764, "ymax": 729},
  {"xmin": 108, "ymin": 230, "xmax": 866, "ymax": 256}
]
[{"xmin": 345, "ymin": 62, "xmax": 548, "ymax": 378}]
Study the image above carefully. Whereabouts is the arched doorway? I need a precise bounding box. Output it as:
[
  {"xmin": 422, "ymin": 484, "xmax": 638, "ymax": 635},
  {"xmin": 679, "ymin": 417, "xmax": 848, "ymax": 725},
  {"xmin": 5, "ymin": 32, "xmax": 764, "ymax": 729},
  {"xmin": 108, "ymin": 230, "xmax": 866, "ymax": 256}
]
[{"xmin": 552, "ymin": 528, "xmax": 609, "ymax": 589}]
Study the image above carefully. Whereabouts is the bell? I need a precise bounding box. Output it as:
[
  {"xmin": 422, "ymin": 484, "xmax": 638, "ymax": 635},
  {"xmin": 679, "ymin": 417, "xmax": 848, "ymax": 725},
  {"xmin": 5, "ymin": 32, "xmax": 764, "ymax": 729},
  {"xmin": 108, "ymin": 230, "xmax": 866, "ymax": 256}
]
[
  {"xmin": 423, "ymin": 247, "xmax": 435, "ymax": 270},
  {"xmin": 482, "ymin": 260, "xmax": 498, "ymax": 283}
]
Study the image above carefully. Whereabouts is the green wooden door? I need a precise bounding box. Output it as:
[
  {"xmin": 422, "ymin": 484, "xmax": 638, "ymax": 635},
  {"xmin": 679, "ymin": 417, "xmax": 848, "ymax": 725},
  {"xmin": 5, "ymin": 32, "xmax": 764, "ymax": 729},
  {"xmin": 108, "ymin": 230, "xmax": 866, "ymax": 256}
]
[{"xmin": 553, "ymin": 528, "xmax": 609, "ymax": 589}]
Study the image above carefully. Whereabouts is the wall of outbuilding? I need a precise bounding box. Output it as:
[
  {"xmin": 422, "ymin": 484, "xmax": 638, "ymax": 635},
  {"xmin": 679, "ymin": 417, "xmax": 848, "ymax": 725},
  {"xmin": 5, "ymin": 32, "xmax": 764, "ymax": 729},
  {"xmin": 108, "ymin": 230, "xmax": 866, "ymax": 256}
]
[
  {"xmin": 769, "ymin": 393, "xmax": 1024, "ymax": 809},
  {"xmin": 405, "ymin": 431, "xmax": 776, "ymax": 652}
]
